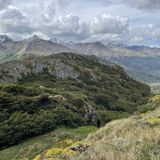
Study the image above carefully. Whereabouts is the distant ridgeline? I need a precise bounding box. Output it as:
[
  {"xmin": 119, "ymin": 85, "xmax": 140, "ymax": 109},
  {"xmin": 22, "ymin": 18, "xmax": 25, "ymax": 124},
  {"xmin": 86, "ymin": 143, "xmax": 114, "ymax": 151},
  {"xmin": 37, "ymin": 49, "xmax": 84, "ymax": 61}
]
[
  {"xmin": 106, "ymin": 56, "xmax": 160, "ymax": 83},
  {"xmin": 0, "ymin": 35, "xmax": 160, "ymax": 83},
  {"xmin": 0, "ymin": 53, "xmax": 150, "ymax": 148}
]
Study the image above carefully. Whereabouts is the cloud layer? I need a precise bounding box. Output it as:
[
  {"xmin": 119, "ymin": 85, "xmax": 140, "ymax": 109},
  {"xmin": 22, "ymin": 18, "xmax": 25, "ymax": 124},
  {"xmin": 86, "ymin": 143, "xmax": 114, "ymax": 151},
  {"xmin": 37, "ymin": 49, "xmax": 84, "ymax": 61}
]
[
  {"xmin": 91, "ymin": 15, "xmax": 128, "ymax": 34},
  {"xmin": 0, "ymin": 0, "xmax": 12, "ymax": 9},
  {"xmin": 0, "ymin": 0, "xmax": 160, "ymax": 46},
  {"xmin": 0, "ymin": 4, "xmax": 129, "ymax": 41}
]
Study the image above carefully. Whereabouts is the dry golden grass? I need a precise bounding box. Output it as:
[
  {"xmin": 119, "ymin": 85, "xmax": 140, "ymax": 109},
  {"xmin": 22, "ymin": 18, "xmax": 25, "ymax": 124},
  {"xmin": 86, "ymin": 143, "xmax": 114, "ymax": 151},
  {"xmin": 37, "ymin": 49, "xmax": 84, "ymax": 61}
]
[
  {"xmin": 31, "ymin": 96, "xmax": 160, "ymax": 160},
  {"xmin": 74, "ymin": 107, "xmax": 160, "ymax": 160}
]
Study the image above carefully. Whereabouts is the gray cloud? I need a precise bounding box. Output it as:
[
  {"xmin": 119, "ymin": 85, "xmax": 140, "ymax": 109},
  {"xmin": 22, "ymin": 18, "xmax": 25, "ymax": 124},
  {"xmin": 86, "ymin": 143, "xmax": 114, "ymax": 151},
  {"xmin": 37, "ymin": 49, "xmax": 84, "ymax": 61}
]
[
  {"xmin": 124, "ymin": 24, "xmax": 160, "ymax": 45},
  {"xmin": 56, "ymin": 0, "xmax": 73, "ymax": 9},
  {"xmin": 40, "ymin": 0, "xmax": 73, "ymax": 18},
  {"xmin": 39, "ymin": 14, "xmax": 128, "ymax": 41},
  {"xmin": 0, "ymin": 0, "xmax": 159, "ymax": 46},
  {"xmin": 130, "ymin": 24, "xmax": 160, "ymax": 39},
  {"xmin": 38, "ymin": 14, "xmax": 89, "ymax": 41},
  {"xmin": 53, "ymin": 14, "xmax": 88, "ymax": 38},
  {"xmin": 90, "ymin": 14, "xmax": 128, "ymax": 34},
  {"xmin": 0, "ymin": 6, "xmax": 130, "ymax": 42},
  {"xmin": 99, "ymin": 0, "xmax": 160, "ymax": 10},
  {"xmin": 0, "ymin": 5, "xmax": 25, "ymax": 19},
  {"xmin": 0, "ymin": 6, "xmax": 34, "ymax": 34},
  {"xmin": 123, "ymin": 0, "xmax": 160, "ymax": 10},
  {"xmin": 0, "ymin": 0, "xmax": 12, "ymax": 9}
]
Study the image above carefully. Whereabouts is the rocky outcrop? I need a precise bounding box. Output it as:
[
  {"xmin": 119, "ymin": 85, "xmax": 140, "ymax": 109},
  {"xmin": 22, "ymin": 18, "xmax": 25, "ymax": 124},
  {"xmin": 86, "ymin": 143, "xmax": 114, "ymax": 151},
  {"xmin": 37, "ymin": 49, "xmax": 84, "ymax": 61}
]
[
  {"xmin": 84, "ymin": 102, "xmax": 97, "ymax": 126},
  {"xmin": 64, "ymin": 101, "xmax": 98, "ymax": 126},
  {"xmin": 0, "ymin": 58, "xmax": 80, "ymax": 84},
  {"xmin": 50, "ymin": 95, "xmax": 67, "ymax": 102},
  {"xmin": 54, "ymin": 62, "xmax": 80, "ymax": 79}
]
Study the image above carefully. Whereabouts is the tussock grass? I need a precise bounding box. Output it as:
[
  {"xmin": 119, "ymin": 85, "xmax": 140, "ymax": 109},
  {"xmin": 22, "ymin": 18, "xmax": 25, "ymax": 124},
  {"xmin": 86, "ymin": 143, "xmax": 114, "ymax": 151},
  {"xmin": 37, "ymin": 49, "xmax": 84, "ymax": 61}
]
[
  {"xmin": 74, "ymin": 107, "xmax": 160, "ymax": 160},
  {"xmin": 150, "ymin": 83, "xmax": 160, "ymax": 94}
]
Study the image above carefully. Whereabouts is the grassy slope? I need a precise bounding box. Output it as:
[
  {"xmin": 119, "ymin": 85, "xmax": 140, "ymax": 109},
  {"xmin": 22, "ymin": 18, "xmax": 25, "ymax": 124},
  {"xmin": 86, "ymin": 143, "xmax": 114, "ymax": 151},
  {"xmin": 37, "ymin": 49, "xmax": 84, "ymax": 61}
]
[
  {"xmin": 74, "ymin": 96, "xmax": 160, "ymax": 160},
  {"xmin": 28, "ymin": 95, "xmax": 160, "ymax": 160},
  {"xmin": 0, "ymin": 126, "xmax": 97, "ymax": 160}
]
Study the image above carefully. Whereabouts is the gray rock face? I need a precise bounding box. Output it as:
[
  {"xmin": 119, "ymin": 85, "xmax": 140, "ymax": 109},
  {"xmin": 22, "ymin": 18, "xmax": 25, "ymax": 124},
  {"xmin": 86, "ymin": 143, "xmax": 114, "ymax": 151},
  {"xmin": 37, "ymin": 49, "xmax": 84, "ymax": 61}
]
[
  {"xmin": 31, "ymin": 62, "xmax": 48, "ymax": 73},
  {"xmin": 84, "ymin": 102, "xmax": 97, "ymax": 126},
  {"xmin": 64, "ymin": 100, "xmax": 98, "ymax": 126},
  {"xmin": 0, "ymin": 58, "xmax": 80, "ymax": 84},
  {"xmin": 0, "ymin": 62, "xmax": 30, "ymax": 84},
  {"xmin": 54, "ymin": 62, "xmax": 79, "ymax": 79}
]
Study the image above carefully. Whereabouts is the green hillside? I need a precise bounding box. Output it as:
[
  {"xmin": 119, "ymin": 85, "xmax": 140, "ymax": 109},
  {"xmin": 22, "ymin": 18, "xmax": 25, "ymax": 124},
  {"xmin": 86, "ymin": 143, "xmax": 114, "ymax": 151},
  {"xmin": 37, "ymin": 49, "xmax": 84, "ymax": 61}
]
[{"xmin": 0, "ymin": 53, "xmax": 150, "ymax": 149}]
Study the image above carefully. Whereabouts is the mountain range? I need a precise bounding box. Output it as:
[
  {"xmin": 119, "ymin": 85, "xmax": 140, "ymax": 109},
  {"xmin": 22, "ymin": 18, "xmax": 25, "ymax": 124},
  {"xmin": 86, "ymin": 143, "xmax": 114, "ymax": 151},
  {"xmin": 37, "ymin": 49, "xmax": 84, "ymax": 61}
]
[
  {"xmin": 0, "ymin": 35, "xmax": 73, "ymax": 63},
  {"xmin": 0, "ymin": 35, "xmax": 160, "ymax": 83}
]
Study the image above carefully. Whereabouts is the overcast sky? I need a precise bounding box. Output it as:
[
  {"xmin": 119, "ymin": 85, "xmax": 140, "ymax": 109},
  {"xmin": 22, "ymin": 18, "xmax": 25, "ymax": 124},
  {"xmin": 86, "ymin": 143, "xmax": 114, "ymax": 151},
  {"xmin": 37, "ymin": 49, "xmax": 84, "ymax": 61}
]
[{"xmin": 0, "ymin": 0, "xmax": 160, "ymax": 46}]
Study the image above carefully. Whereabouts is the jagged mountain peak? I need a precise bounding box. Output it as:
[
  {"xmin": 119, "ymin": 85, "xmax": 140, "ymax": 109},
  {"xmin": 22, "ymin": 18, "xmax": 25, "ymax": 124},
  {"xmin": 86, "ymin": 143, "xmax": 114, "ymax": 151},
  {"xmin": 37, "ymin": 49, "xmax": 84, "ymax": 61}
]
[
  {"xmin": 50, "ymin": 38, "xmax": 75, "ymax": 47},
  {"xmin": 50, "ymin": 37, "xmax": 60, "ymax": 44},
  {"xmin": 0, "ymin": 35, "xmax": 12, "ymax": 43},
  {"xmin": 26, "ymin": 35, "xmax": 42, "ymax": 42}
]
